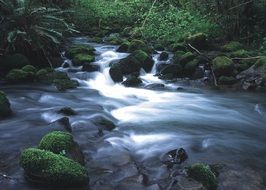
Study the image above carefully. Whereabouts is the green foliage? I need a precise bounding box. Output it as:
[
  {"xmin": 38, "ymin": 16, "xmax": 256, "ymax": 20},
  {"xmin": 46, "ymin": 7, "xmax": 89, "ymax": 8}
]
[
  {"xmin": 6, "ymin": 69, "xmax": 34, "ymax": 83},
  {"xmin": 39, "ymin": 131, "xmax": 74, "ymax": 154},
  {"xmin": 22, "ymin": 65, "xmax": 37, "ymax": 73},
  {"xmin": 187, "ymin": 163, "xmax": 218, "ymax": 190},
  {"xmin": 0, "ymin": 0, "xmax": 76, "ymax": 57},
  {"xmin": 222, "ymin": 41, "xmax": 244, "ymax": 52},
  {"xmin": 212, "ymin": 56, "xmax": 235, "ymax": 77},
  {"xmin": 20, "ymin": 148, "xmax": 88, "ymax": 186}
]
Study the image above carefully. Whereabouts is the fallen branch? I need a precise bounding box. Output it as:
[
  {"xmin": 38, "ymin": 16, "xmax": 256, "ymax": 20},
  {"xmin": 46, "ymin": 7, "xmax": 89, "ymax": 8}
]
[
  {"xmin": 187, "ymin": 43, "xmax": 218, "ymax": 87},
  {"xmin": 232, "ymin": 56, "xmax": 262, "ymax": 60}
]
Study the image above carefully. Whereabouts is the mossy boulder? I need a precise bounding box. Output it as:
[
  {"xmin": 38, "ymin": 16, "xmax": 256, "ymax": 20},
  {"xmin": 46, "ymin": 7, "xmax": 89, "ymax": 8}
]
[
  {"xmin": 0, "ymin": 91, "xmax": 12, "ymax": 118},
  {"xmin": 131, "ymin": 50, "xmax": 154, "ymax": 72},
  {"xmin": 184, "ymin": 59, "xmax": 200, "ymax": 76},
  {"xmin": 218, "ymin": 76, "xmax": 237, "ymax": 85},
  {"xmin": 1, "ymin": 54, "xmax": 30, "ymax": 73},
  {"xmin": 39, "ymin": 131, "xmax": 74, "ymax": 154},
  {"xmin": 6, "ymin": 69, "xmax": 34, "ymax": 83},
  {"xmin": 105, "ymin": 34, "xmax": 122, "ymax": 45},
  {"xmin": 22, "ymin": 65, "xmax": 37, "ymax": 73},
  {"xmin": 35, "ymin": 69, "xmax": 52, "ymax": 83},
  {"xmin": 186, "ymin": 33, "xmax": 207, "ymax": 49},
  {"xmin": 222, "ymin": 41, "xmax": 244, "ymax": 52},
  {"xmin": 65, "ymin": 45, "xmax": 95, "ymax": 59},
  {"xmin": 72, "ymin": 54, "xmax": 95, "ymax": 66},
  {"xmin": 54, "ymin": 79, "xmax": 79, "ymax": 91},
  {"xmin": 109, "ymin": 64, "xmax": 123, "ymax": 83},
  {"xmin": 117, "ymin": 42, "xmax": 130, "ymax": 53},
  {"xmin": 20, "ymin": 148, "xmax": 88, "ymax": 186},
  {"xmin": 187, "ymin": 163, "xmax": 218, "ymax": 190},
  {"xmin": 128, "ymin": 40, "xmax": 150, "ymax": 53},
  {"xmin": 179, "ymin": 52, "xmax": 196, "ymax": 66},
  {"xmin": 173, "ymin": 51, "xmax": 186, "ymax": 64},
  {"xmin": 160, "ymin": 64, "xmax": 182, "ymax": 78},
  {"xmin": 58, "ymin": 107, "xmax": 77, "ymax": 116},
  {"xmin": 122, "ymin": 75, "xmax": 142, "ymax": 87},
  {"xmin": 212, "ymin": 56, "xmax": 235, "ymax": 77},
  {"xmin": 154, "ymin": 44, "xmax": 165, "ymax": 51}
]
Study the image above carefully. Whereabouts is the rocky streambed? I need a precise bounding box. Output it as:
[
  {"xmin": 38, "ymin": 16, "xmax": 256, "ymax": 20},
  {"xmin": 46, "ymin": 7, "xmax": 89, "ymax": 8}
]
[{"xmin": 0, "ymin": 37, "xmax": 266, "ymax": 190}]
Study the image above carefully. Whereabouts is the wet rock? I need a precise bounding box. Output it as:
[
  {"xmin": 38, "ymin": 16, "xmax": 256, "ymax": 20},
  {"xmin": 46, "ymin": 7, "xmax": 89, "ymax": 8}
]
[
  {"xmin": 54, "ymin": 117, "xmax": 72, "ymax": 132},
  {"xmin": 109, "ymin": 64, "xmax": 123, "ymax": 82},
  {"xmin": 218, "ymin": 76, "xmax": 237, "ymax": 85},
  {"xmin": 122, "ymin": 75, "xmax": 143, "ymax": 87},
  {"xmin": 179, "ymin": 52, "xmax": 196, "ymax": 66},
  {"xmin": 159, "ymin": 52, "xmax": 169, "ymax": 61},
  {"xmin": 160, "ymin": 64, "xmax": 182, "ymax": 78},
  {"xmin": 72, "ymin": 54, "xmax": 95, "ymax": 66},
  {"xmin": 20, "ymin": 148, "xmax": 88, "ymax": 186},
  {"xmin": 187, "ymin": 163, "xmax": 217, "ymax": 190},
  {"xmin": 128, "ymin": 39, "xmax": 151, "ymax": 53},
  {"xmin": 154, "ymin": 44, "xmax": 165, "ymax": 51},
  {"xmin": 218, "ymin": 168, "xmax": 264, "ymax": 190},
  {"xmin": 92, "ymin": 116, "xmax": 116, "ymax": 131},
  {"xmin": 145, "ymin": 83, "xmax": 165, "ymax": 90},
  {"xmin": 58, "ymin": 107, "xmax": 77, "ymax": 116},
  {"xmin": 156, "ymin": 63, "xmax": 169, "ymax": 73},
  {"xmin": 63, "ymin": 62, "xmax": 70, "ymax": 68},
  {"xmin": 54, "ymin": 79, "xmax": 79, "ymax": 91},
  {"xmin": 0, "ymin": 91, "xmax": 12, "ymax": 118},
  {"xmin": 161, "ymin": 148, "xmax": 188, "ymax": 168},
  {"xmin": 82, "ymin": 63, "xmax": 100, "ymax": 72}
]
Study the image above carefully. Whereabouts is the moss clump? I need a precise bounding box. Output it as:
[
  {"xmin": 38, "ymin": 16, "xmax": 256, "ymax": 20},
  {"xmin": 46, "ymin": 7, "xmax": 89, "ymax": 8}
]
[
  {"xmin": 130, "ymin": 50, "xmax": 154, "ymax": 72},
  {"xmin": 72, "ymin": 54, "xmax": 95, "ymax": 66},
  {"xmin": 254, "ymin": 57, "xmax": 266, "ymax": 68},
  {"xmin": 22, "ymin": 65, "xmax": 37, "ymax": 73},
  {"xmin": 54, "ymin": 79, "xmax": 79, "ymax": 91},
  {"xmin": 20, "ymin": 148, "xmax": 88, "ymax": 186},
  {"xmin": 212, "ymin": 56, "xmax": 234, "ymax": 77},
  {"xmin": 65, "ymin": 45, "xmax": 95, "ymax": 59},
  {"xmin": 0, "ymin": 91, "xmax": 12, "ymax": 118},
  {"xmin": 35, "ymin": 69, "xmax": 52, "ymax": 83},
  {"xmin": 117, "ymin": 42, "xmax": 130, "ymax": 52},
  {"xmin": 184, "ymin": 59, "xmax": 199, "ymax": 75},
  {"xmin": 187, "ymin": 163, "xmax": 218, "ymax": 190},
  {"xmin": 185, "ymin": 33, "xmax": 207, "ymax": 49},
  {"xmin": 6, "ymin": 69, "xmax": 34, "ymax": 83},
  {"xmin": 128, "ymin": 39, "xmax": 150, "ymax": 53},
  {"xmin": 39, "ymin": 131, "xmax": 74, "ymax": 154},
  {"xmin": 218, "ymin": 76, "xmax": 237, "ymax": 85},
  {"xmin": 222, "ymin": 41, "xmax": 244, "ymax": 52}
]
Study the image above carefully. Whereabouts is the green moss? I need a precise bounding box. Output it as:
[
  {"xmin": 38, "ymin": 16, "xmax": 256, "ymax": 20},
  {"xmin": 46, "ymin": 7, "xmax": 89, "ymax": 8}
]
[
  {"xmin": 105, "ymin": 34, "xmax": 122, "ymax": 45},
  {"xmin": 187, "ymin": 163, "xmax": 218, "ymax": 190},
  {"xmin": 185, "ymin": 33, "xmax": 207, "ymax": 49},
  {"xmin": 131, "ymin": 50, "xmax": 149, "ymax": 62},
  {"xmin": 222, "ymin": 41, "xmax": 244, "ymax": 52},
  {"xmin": 254, "ymin": 57, "xmax": 266, "ymax": 68},
  {"xmin": 72, "ymin": 54, "xmax": 95, "ymax": 66},
  {"xmin": 179, "ymin": 52, "xmax": 196, "ymax": 66},
  {"xmin": 39, "ymin": 131, "xmax": 74, "ymax": 154},
  {"xmin": 22, "ymin": 65, "xmax": 37, "ymax": 73},
  {"xmin": 212, "ymin": 56, "xmax": 234, "ymax": 77},
  {"xmin": 35, "ymin": 69, "xmax": 52, "ymax": 83},
  {"xmin": 218, "ymin": 76, "xmax": 237, "ymax": 85},
  {"xmin": 54, "ymin": 79, "xmax": 79, "ymax": 91},
  {"xmin": 20, "ymin": 148, "xmax": 88, "ymax": 186},
  {"xmin": 184, "ymin": 59, "xmax": 199, "ymax": 75},
  {"xmin": 169, "ymin": 43, "xmax": 187, "ymax": 52},
  {"xmin": 128, "ymin": 39, "xmax": 150, "ymax": 53},
  {"xmin": 117, "ymin": 42, "xmax": 130, "ymax": 52},
  {"xmin": 230, "ymin": 49, "xmax": 251, "ymax": 58},
  {"xmin": 65, "ymin": 45, "xmax": 95, "ymax": 59},
  {"xmin": 0, "ymin": 91, "xmax": 12, "ymax": 118},
  {"xmin": 6, "ymin": 69, "xmax": 34, "ymax": 83}
]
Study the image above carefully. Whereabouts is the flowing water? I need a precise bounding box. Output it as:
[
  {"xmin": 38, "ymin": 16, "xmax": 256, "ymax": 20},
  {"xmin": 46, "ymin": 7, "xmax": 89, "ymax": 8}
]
[{"xmin": 1, "ymin": 37, "xmax": 266, "ymax": 189}]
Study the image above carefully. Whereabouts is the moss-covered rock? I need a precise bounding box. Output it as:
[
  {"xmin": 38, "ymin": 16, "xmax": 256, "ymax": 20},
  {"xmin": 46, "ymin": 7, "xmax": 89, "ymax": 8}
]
[
  {"xmin": 65, "ymin": 45, "xmax": 95, "ymax": 59},
  {"xmin": 179, "ymin": 52, "xmax": 196, "ymax": 66},
  {"xmin": 122, "ymin": 75, "xmax": 142, "ymax": 87},
  {"xmin": 35, "ymin": 69, "xmax": 52, "ymax": 83},
  {"xmin": 131, "ymin": 50, "xmax": 154, "ymax": 72},
  {"xmin": 128, "ymin": 39, "xmax": 150, "ymax": 53},
  {"xmin": 212, "ymin": 56, "xmax": 235, "ymax": 77},
  {"xmin": 39, "ymin": 131, "xmax": 74, "ymax": 154},
  {"xmin": 0, "ymin": 91, "xmax": 12, "ymax": 118},
  {"xmin": 154, "ymin": 44, "xmax": 165, "ymax": 51},
  {"xmin": 72, "ymin": 54, "xmax": 95, "ymax": 66},
  {"xmin": 218, "ymin": 76, "xmax": 237, "ymax": 85},
  {"xmin": 160, "ymin": 64, "xmax": 182, "ymax": 78},
  {"xmin": 20, "ymin": 148, "xmax": 88, "ymax": 186},
  {"xmin": 54, "ymin": 79, "xmax": 79, "ymax": 91},
  {"xmin": 185, "ymin": 33, "xmax": 207, "ymax": 49},
  {"xmin": 187, "ymin": 163, "xmax": 218, "ymax": 190},
  {"xmin": 1, "ymin": 54, "xmax": 30, "ymax": 73},
  {"xmin": 22, "ymin": 65, "xmax": 37, "ymax": 73},
  {"xmin": 222, "ymin": 41, "xmax": 244, "ymax": 52},
  {"xmin": 6, "ymin": 69, "xmax": 34, "ymax": 83},
  {"xmin": 117, "ymin": 42, "xmax": 130, "ymax": 53},
  {"xmin": 184, "ymin": 59, "xmax": 200, "ymax": 76},
  {"xmin": 105, "ymin": 34, "xmax": 122, "ymax": 45}
]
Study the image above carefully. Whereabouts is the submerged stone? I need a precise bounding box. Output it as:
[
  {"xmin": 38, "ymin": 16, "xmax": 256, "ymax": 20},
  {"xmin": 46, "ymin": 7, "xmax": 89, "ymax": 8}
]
[{"xmin": 0, "ymin": 91, "xmax": 12, "ymax": 118}]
